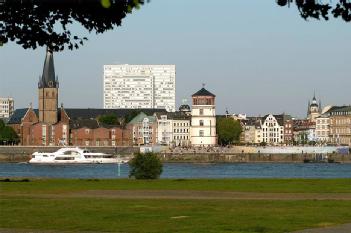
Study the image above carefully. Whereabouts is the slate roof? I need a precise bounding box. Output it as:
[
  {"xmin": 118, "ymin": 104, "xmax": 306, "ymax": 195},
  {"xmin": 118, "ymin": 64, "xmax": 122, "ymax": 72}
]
[
  {"xmin": 179, "ymin": 104, "xmax": 191, "ymax": 112},
  {"xmin": 7, "ymin": 108, "xmax": 39, "ymax": 124},
  {"xmin": 192, "ymin": 88, "xmax": 216, "ymax": 97},
  {"xmin": 7, "ymin": 108, "xmax": 167, "ymax": 125},
  {"xmin": 69, "ymin": 119, "xmax": 99, "ymax": 129},
  {"xmin": 155, "ymin": 111, "xmax": 191, "ymax": 120},
  {"xmin": 38, "ymin": 49, "xmax": 58, "ymax": 88},
  {"xmin": 262, "ymin": 114, "xmax": 292, "ymax": 126},
  {"xmin": 64, "ymin": 108, "xmax": 166, "ymax": 120},
  {"xmin": 326, "ymin": 106, "xmax": 351, "ymax": 115}
]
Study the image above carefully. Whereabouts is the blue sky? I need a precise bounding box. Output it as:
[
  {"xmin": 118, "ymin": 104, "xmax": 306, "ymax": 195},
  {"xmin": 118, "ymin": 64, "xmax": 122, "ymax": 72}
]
[{"xmin": 0, "ymin": 0, "xmax": 350, "ymax": 118}]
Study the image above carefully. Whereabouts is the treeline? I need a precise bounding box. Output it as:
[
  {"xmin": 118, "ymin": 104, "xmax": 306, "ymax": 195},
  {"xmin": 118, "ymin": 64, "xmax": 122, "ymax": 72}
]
[{"xmin": 0, "ymin": 119, "xmax": 19, "ymax": 145}]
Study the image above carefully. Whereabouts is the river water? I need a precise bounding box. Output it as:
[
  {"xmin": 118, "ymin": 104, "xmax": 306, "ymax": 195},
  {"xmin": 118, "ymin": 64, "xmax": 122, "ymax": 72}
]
[{"xmin": 1, "ymin": 162, "xmax": 351, "ymax": 178}]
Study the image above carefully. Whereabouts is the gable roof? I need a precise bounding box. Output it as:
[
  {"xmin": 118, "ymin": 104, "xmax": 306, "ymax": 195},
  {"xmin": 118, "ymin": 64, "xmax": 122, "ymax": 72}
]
[
  {"xmin": 7, "ymin": 108, "xmax": 39, "ymax": 124},
  {"xmin": 192, "ymin": 88, "xmax": 216, "ymax": 97}
]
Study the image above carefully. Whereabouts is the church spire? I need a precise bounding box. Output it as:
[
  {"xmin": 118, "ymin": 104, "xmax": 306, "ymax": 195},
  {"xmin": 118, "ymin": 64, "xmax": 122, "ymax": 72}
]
[
  {"xmin": 38, "ymin": 47, "xmax": 58, "ymax": 88},
  {"xmin": 307, "ymin": 100, "xmax": 311, "ymax": 116}
]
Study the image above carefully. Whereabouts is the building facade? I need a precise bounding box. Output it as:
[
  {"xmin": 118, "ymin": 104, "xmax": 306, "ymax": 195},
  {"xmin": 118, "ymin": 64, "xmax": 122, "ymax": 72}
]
[
  {"xmin": 0, "ymin": 97, "xmax": 14, "ymax": 119},
  {"xmin": 328, "ymin": 106, "xmax": 351, "ymax": 146},
  {"xmin": 128, "ymin": 112, "xmax": 158, "ymax": 145},
  {"xmin": 293, "ymin": 119, "xmax": 316, "ymax": 144},
  {"xmin": 103, "ymin": 64, "xmax": 176, "ymax": 112},
  {"xmin": 261, "ymin": 114, "xmax": 284, "ymax": 145},
  {"xmin": 315, "ymin": 115, "xmax": 330, "ymax": 144},
  {"xmin": 190, "ymin": 87, "xmax": 217, "ymax": 146}
]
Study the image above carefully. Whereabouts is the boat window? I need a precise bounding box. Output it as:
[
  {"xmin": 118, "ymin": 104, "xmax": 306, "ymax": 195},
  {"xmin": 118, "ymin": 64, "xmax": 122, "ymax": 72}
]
[
  {"xmin": 32, "ymin": 155, "xmax": 35, "ymax": 158},
  {"xmin": 43, "ymin": 155, "xmax": 48, "ymax": 157},
  {"xmin": 55, "ymin": 157, "xmax": 75, "ymax": 160},
  {"xmin": 63, "ymin": 151, "xmax": 79, "ymax": 155}
]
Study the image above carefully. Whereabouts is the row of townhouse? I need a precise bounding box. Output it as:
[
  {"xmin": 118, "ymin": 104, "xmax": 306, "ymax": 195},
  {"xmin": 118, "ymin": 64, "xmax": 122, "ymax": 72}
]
[
  {"xmin": 241, "ymin": 114, "xmax": 290, "ymax": 145},
  {"xmin": 240, "ymin": 106, "xmax": 351, "ymax": 146},
  {"xmin": 315, "ymin": 106, "xmax": 351, "ymax": 146}
]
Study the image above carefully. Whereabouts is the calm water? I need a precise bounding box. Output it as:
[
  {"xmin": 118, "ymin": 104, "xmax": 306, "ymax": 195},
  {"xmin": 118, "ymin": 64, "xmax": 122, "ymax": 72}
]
[{"xmin": 1, "ymin": 162, "xmax": 351, "ymax": 178}]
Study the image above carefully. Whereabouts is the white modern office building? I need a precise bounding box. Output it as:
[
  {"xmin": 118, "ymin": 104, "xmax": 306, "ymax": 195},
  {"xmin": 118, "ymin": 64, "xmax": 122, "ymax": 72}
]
[
  {"xmin": 0, "ymin": 97, "xmax": 14, "ymax": 119},
  {"xmin": 103, "ymin": 64, "xmax": 176, "ymax": 112}
]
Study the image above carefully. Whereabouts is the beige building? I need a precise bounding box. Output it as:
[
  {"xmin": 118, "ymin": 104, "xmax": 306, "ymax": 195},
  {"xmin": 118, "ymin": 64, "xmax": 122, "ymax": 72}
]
[
  {"xmin": 328, "ymin": 106, "xmax": 351, "ymax": 146},
  {"xmin": 0, "ymin": 97, "xmax": 14, "ymax": 119},
  {"xmin": 315, "ymin": 115, "xmax": 330, "ymax": 144}
]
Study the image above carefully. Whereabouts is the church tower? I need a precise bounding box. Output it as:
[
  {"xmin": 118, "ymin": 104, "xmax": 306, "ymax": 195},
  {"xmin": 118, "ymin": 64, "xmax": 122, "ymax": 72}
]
[
  {"xmin": 307, "ymin": 93, "xmax": 320, "ymax": 122},
  {"xmin": 38, "ymin": 48, "xmax": 59, "ymax": 124}
]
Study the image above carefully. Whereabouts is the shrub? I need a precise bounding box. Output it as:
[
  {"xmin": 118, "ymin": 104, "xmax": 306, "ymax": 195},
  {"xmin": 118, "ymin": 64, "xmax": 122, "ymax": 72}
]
[{"xmin": 129, "ymin": 152, "xmax": 163, "ymax": 179}]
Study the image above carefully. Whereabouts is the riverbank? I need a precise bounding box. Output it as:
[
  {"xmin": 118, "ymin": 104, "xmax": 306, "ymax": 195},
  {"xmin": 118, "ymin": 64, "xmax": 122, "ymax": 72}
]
[
  {"xmin": 1, "ymin": 179, "xmax": 351, "ymax": 233},
  {"xmin": 0, "ymin": 146, "xmax": 350, "ymax": 163}
]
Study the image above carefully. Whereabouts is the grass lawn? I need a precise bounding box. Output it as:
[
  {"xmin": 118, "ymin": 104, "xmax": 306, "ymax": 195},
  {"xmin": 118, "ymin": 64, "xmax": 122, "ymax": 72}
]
[
  {"xmin": 1, "ymin": 178, "xmax": 351, "ymax": 194},
  {"xmin": 1, "ymin": 179, "xmax": 351, "ymax": 233}
]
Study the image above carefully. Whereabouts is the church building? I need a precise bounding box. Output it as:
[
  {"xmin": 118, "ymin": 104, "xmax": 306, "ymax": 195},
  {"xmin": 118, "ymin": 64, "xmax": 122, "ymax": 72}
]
[{"xmin": 8, "ymin": 49, "xmax": 166, "ymax": 146}]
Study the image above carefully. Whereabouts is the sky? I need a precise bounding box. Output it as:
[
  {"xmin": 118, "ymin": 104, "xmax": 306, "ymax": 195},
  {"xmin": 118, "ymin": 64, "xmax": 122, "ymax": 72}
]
[{"xmin": 0, "ymin": 0, "xmax": 350, "ymax": 118}]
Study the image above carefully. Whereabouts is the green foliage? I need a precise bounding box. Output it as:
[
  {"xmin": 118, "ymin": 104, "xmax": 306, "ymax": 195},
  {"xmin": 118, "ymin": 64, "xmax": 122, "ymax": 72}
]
[
  {"xmin": 125, "ymin": 110, "xmax": 142, "ymax": 123},
  {"xmin": 129, "ymin": 152, "xmax": 163, "ymax": 179},
  {"xmin": 260, "ymin": 141, "xmax": 267, "ymax": 147},
  {"xmin": 216, "ymin": 117, "xmax": 242, "ymax": 146},
  {"xmin": 98, "ymin": 114, "xmax": 119, "ymax": 125},
  {"xmin": 0, "ymin": 119, "xmax": 4, "ymax": 129},
  {"xmin": 0, "ymin": 122, "xmax": 19, "ymax": 145}
]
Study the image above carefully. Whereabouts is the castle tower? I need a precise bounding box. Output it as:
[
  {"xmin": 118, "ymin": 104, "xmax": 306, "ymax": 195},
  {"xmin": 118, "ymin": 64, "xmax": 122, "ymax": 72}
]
[
  {"xmin": 190, "ymin": 86, "xmax": 217, "ymax": 146},
  {"xmin": 38, "ymin": 48, "xmax": 59, "ymax": 124}
]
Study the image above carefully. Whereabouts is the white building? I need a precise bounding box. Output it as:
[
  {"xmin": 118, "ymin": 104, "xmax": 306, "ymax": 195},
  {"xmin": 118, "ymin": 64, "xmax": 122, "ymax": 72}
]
[
  {"xmin": 0, "ymin": 97, "xmax": 14, "ymax": 119},
  {"xmin": 261, "ymin": 114, "xmax": 284, "ymax": 145},
  {"xmin": 315, "ymin": 115, "xmax": 330, "ymax": 143},
  {"xmin": 155, "ymin": 111, "xmax": 191, "ymax": 147},
  {"xmin": 103, "ymin": 64, "xmax": 176, "ymax": 112},
  {"xmin": 190, "ymin": 87, "xmax": 217, "ymax": 146}
]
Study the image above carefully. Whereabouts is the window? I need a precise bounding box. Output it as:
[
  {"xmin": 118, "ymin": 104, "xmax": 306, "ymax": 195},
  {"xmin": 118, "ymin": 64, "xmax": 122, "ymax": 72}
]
[
  {"xmin": 199, "ymin": 109, "xmax": 204, "ymax": 115},
  {"xmin": 199, "ymin": 120, "xmax": 204, "ymax": 126},
  {"xmin": 199, "ymin": 130, "xmax": 204, "ymax": 137}
]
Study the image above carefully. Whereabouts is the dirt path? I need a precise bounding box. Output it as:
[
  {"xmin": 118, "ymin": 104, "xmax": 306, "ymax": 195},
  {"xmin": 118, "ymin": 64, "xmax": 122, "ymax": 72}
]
[
  {"xmin": 4, "ymin": 190, "xmax": 351, "ymax": 200},
  {"xmin": 291, "ymin": 223, "xmax": 351, "ymax": 233}
]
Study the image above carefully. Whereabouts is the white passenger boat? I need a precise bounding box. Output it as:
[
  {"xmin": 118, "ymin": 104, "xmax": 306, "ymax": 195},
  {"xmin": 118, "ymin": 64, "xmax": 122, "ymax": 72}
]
[{"xmin": 30, "ymin": 147, "xmax": 128, "ymax": 164}]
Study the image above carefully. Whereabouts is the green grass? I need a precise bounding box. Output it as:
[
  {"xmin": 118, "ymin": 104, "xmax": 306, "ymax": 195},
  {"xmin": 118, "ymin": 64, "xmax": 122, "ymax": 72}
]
[
  {"xmin": 2, "ymin": 179, "xmax": 351, "ymax": 232},
  {"xmin": 1, "ymin": 178, "xmax": 351, "ymax": 194},
  {"xmin": 1, "ymin": 197, "xmax": 351, "ymax": 233}
]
